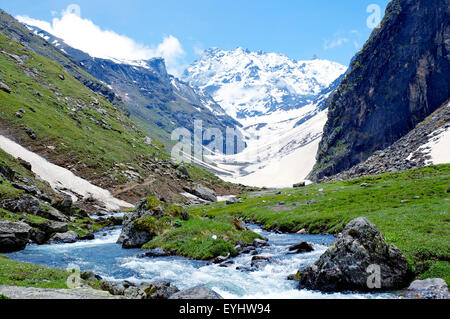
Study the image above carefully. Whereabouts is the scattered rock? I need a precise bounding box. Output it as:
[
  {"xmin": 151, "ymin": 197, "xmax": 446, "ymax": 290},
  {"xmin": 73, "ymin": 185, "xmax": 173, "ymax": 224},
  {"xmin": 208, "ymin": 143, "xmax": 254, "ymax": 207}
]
[
  {"xmin": 49, "ymin": 231, "xmax": 79, "ymax": 244},
  {"xmin": 0, "ymin": 81, "xmax": 11, "ymax": 93},
  {"xmin": 58, "ymin": 74, "xmax": 65, "ymax": 80},
  {"xmin": 298, "ymin": 217, "xmax": 413, "ymax": 292},
  {"xmin": 79, "ymin": 233, "xmax": 95, "ymax": 241},
  {"xmin": 100, "ymin": 280, "xmax": 125, "ymax": 296},
  {"xmin": 25, "ymin": 128, "xmax": 36, "ymax": 140},
  {"xmin": 293, "ymin": 182, "xmax": 306, "ymax": 188},
  {"xmin": 296, "ymin": 228, "xmax": 308, "ymax": 235},
  {"xmin": 402, "ymin": 278, "xmax": 450, "ymax": 299},
  {"xmin": 169, "ymin": 285, "xmax": 223, "ymax": 300},
  {"xmin": 81, "ymin": 271, "xmax": 102, "ymax": 282},
  {"xmin": 138, "ymin": 248, "xmax": 168, "ymax": 258},
  {"xmin": 186, "ymin": 184, "xmax": 217, "ymax": 202},
  {"xmin": 124, "ymin": 286, "xmax": 147, "ymax": 299},
  {"xmin": 29, "ymin": 228, "xmax": 47, "ymax": 245},
  {"xmin": 250, "ymin": 256, "xmax": 273, "ymax": 269},
  {"xmin": 288, "ymin": 241, "xmax": 313, "ymax": 254},
  {"xmin": 39, "ymin": 220, "xmax": 68, "ymax": 235},
  {"xmin": 360, "ymin": 183, "xmax": 371, "ymax": 187},
  {"xmin": 232, "ymin": 218, "xmax": 247, "ymax": 231},
  {"xmin": 0, "ymin": 220, "xmax": 31, "ymax": 252},
  {"xmin": 142, "ymin": 280, "xmax": 180, "ymax": 299},
  {"xmin": 226, "ymin": 197, "xmax": 242, "ymax": 204},
  {"xmin": 253, "ymin": 238, "xmax": 269, "ymax": 247}
]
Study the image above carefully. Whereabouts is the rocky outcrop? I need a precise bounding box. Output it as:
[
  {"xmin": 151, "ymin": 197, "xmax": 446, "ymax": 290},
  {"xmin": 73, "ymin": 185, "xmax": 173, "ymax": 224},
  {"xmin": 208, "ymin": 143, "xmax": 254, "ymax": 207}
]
[
  {"xmin": 0, "ymin": 220, "xmax": 31, "ymax": 252},
  {"xmin": 49, "ymin": 231, "xmax": 79, "ymax": 244},
  {"xmin": 141, "ymin": 280, "xmax": 180, "ymax": 299},
  {"xmin": 185, "ymin": 184, "xmax": 217, "ymax": 202},
  {"xmin": 298, "ymin": 217, "xmax": 413, "ymax": 292},
  {"xmin": 169, "ymin": 285, "xmax": 223, "ymax": 300},
  {"xmin": 402, "ymin": 278, "xmax": 450, "ymax": 299},
  {"xmin": 311, "ymin": 0, "xmax": 450, "ymax": 180},
  {"xmin": 117, "ymin": 197, "xmax": 181, "ymax": 249},
  {"xmin": 321, "ymin": 100, "xmax": 450, "ymax": 181}
]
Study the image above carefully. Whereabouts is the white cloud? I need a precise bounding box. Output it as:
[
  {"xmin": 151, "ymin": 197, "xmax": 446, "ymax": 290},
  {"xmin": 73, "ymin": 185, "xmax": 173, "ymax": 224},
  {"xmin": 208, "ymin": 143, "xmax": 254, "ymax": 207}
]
[
  {"xmin": 324, "ymin": 37, "xmax": 349, "ymax": 50},
  {"xmin": 16, "ymin": 4, "xmax": 185, "ymax": 76}
]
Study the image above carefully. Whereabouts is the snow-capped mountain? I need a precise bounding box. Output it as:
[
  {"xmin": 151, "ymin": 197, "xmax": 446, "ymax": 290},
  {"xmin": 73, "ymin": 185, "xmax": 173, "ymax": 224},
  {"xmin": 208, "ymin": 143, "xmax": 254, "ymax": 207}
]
[
  {"xmin": 183, "ymin": 48, "xmax": 347, "ymax": 187},
  {"xmin": 183, "ymin": 47, "xmax": 347, "ymax": 120}
]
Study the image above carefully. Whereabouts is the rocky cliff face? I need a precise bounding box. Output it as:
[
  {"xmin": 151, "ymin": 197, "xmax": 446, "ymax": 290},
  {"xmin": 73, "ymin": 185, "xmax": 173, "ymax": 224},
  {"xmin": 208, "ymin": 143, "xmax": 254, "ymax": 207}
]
[
  {"xmin": 19, "ymin": 23, "xmax": 241, "ymax": 150},
  {"xmin": 310, "ymin": 0, "xmax": 450, "ymax": 180}
]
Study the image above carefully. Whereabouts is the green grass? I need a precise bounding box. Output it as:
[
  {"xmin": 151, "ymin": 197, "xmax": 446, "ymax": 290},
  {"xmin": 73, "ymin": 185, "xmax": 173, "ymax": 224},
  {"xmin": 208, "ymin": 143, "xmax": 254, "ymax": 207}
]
[
  {"xmin": 190, "ymin": 165, "xmax": 450, "ymax": 282},
  {"xmin": 0, "ymin": 32, "xmax": 167, "ymax": 183},
  {"xmin": 143, "ymin": 216, "xmax": 263, "ymax": 260},
  {"xmin": 0, "ymin": 254, "xmax": 69, "ymax": 289}
]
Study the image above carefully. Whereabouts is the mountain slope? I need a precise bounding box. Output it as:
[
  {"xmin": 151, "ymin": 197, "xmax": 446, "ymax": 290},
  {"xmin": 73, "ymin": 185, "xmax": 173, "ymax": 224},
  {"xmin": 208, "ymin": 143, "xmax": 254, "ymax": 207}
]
[
  {"xmin": 0, "ymin": 31, "xmax": 241, "ymax": 204},
  {"xmin": 183, "ymin": 47, "xmax": 346, "ymax": 120},
  {"xmin": 183, "ymin": 48, "xmax": 346, "ymax": 187},
  {"xmin": 0, "ymin": 9, "xmax": 127, "ymax": 115},
  {"xmin": 20, "ymin": 23, "xmax": 241, "ymax": 150},
  {"xmin": 310, "ymin": 0, "xmax": 450, "ymax": 180}
]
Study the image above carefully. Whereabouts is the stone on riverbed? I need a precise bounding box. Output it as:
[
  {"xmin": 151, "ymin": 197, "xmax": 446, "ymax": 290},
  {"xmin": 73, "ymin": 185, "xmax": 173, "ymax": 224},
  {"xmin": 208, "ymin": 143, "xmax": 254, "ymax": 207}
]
[
  {"xmin": 141, "ymin": 280, "xmax": 180, "ymax": 299},
  {"xmin": 169, "ymin": 285, "xmax": 223, "ymax": 299},
  {"xmin": 49, "ymin": 231, "xmax": 79, "ymax": 244},
  {"xmin": 288, "ymin": 241, "xmax": 313, "ymax": 254},
  {"xmin": 402, "ymin": 278, "xmax": 450, "ymax": 299},
  {"xmin": 0, "ymin": 220, "xmax": 31, "ymax": 252},
  {"xmin": 298, "ymin": 217, "xmax": 413, "ymax": 292}
]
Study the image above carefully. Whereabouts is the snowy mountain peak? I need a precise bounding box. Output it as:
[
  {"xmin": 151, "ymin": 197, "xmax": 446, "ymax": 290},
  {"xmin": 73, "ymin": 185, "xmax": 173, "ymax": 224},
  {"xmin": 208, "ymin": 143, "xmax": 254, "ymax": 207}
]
[{"xmin": 182, "ymin": 47, "xmax": 347, "ymax": 120}]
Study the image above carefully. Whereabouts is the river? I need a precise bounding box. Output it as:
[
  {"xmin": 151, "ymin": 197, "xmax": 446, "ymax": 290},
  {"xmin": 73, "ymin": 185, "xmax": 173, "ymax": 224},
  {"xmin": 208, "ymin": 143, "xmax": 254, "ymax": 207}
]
[{"xmin": 5, "ymin": 223, "xmax": 398, "ymax": 299}]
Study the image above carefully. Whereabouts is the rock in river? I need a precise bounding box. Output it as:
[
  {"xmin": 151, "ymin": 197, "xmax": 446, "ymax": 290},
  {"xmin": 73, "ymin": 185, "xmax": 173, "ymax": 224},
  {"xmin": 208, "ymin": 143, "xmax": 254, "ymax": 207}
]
[
  {"xmin": 402, "ymin": 278, "xmax": 450, "ymax": 299},
  {"xmin": 0, "ymin": 220, "xmax": 31, "ymax": 252},
  {"xmin": 169, "ymin": 285, "xmax": 223, "ymax": 299},
  {"xmin": 298, "ymin": 217, "xmax": 413, "ymax": 292}
]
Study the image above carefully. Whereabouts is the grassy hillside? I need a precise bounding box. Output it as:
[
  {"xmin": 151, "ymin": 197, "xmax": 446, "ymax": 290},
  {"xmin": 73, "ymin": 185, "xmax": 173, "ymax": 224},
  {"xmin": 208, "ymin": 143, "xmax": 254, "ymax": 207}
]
[
  {"xmin": 189, "ymin": 165, "xmax": 450, "ymax": 283},
  {"xmin": 0, "ymin": 31, "xmax": 241, "ymax": 202}
]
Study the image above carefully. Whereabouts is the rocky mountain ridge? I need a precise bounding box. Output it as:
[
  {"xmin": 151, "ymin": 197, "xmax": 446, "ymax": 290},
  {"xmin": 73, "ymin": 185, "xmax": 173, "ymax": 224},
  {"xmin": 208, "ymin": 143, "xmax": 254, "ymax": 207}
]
[{"xmin": 310, "ymin": 0, "xmax": 450, "ymax": 180}]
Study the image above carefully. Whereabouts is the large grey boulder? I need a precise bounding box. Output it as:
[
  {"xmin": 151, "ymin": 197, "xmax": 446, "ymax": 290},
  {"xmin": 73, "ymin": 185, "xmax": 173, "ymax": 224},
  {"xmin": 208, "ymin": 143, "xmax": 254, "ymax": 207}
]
[
  {"xmin": 117, "ymin": 198, "xmax": 161, "ymax": 249},
  {"xmin": 39, "ymin": 221, "xmax": 68, "ymax": 235},
  {"xmin": 169, "ymin": 285, "xmax": 223, "ymax": 299},
  {"xmin": 402, "ymin": 278, "xmax": 450, "ymax": 299},
  {"xmin": 49, "ymin": 231, "xmax": 79, "ymax": 244},
  {"xmin": 188, "ymin": 184, "xmax": 217, "ymax": 202},
  {"xmin": 117, "ymin": 211, "xmax": 153, "ymax": 249},
  {"xmin": 298, "ymin": 217, "xmax": 413, "ymax": 292},
  {"xmin": 141, "ymin": 280, "xmax": 180, "ymax": 299},
  {"xmin": 124, "ymin": 286, "xmax": 147, "ymax": 299},
  {"xmin": 0, "ymin": 220, "xmax": 31, "ymax": 252}
]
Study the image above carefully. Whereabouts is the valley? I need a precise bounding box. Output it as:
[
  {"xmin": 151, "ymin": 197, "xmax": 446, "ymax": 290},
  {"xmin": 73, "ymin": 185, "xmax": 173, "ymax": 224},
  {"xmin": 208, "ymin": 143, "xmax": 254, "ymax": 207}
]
[{"xmin": 0, "ymin": 0, "xmax": 449, "ymax": 301}]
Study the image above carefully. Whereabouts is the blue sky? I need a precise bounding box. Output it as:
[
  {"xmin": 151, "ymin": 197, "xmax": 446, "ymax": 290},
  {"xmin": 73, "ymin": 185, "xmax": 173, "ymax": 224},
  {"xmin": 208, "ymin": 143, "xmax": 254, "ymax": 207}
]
[{"xmin": 0, "ymin": 0, "xmax": 390, "ymax": 71}]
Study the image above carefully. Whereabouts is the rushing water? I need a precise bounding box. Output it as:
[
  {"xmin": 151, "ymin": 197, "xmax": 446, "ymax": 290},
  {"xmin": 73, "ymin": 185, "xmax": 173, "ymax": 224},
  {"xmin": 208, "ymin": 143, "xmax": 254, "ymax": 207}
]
[{"xmin": 6, "ymin": 224, "xmax": 397, "ymax": 299}]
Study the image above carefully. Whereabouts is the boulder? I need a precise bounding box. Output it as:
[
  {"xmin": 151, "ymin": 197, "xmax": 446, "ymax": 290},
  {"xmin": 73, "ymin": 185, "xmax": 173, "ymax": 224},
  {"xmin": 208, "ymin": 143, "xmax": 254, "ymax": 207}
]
[
  {"xmin": 1, "ymin": 195, "xmax": 41, "ymax": 215},
  {"xmin": 232, "ymin": 218, "xmax": 247, "ymax": 231},
  {"xmin": 39, "ymin": 221, "xmax": 68, "ymax": 235},
  {"xmin": 138, "ymin": 248, "xmax": 168, "ymax": 258},
  {"xmin": 29, "ymin": 228, "xmax": 47, "ymax": 245},
  {"xmin": 251, "ymin": 256, "xmax": 273, "ymax": 269},
  {"xmin": 49, "ymin": 231, "xmax": 79, "ymax": 244},
  {"xmin": 298, "ymin": 217, "xmax": 413, "ymax": 292},
  {"xmin": 402, "ymin": 278, "xmax": 450, "ymax": 299},
  {"xmin": 293, "ymin": 182, "xmax": 306, "ymax": 188},
  {"xmin": 124, "ymin": 286, "xmax": 147, "ymax": 299},
  {"xmin": 0, "ymin": 81, "xmax": 11, "ymax": 93},
  {"xmin": 0, "ymin": 164, "xmax": 16, "ymax": 181},
  {"xmin": 188, "ymin": 184, "xmax": 217, "ymax": 202},
  {"xmin": 169, "ymin": 285, "xmax": 223, "ymax": 300},
  {"xmin": 288, "ymin": 241, "xmax": 314, "ymax": 254},
  {"xmin": 81, "ymin": 271, "xmax": 102, "ymax": 282},
  {"xmin": 117, "ymin": 211, "xmax": 154, "ymax": 249},
  {"xmin": 142, "ymin": 280, "xmax": 180, "ymax": 299},
  {"xmin": 100, "ymin": 280, "xmax": 125, "ymax": 296},
  {"xmin": 0, "ymin": 220, "xmax": 31, "ymax": 252}
]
